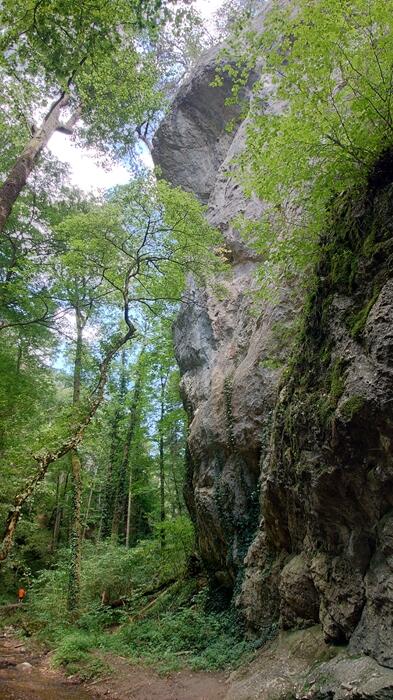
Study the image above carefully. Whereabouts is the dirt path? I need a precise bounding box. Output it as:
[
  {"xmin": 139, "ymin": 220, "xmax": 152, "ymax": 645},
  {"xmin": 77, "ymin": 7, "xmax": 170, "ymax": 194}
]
[
  {"xmin": 88, "ymin": 654, "xmax": 227, "ymax": 700},
  {"xmin": 0, "ymin": 629, "xmax": 93, "ymax": 700},
  {"xmin": 0, "ymin": 629, "xmax": 228, "ymax": 700}
]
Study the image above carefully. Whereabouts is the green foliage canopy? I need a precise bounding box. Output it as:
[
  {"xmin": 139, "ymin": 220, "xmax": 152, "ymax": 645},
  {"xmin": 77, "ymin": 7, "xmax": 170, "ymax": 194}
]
[{"xmin": 224, "ymin": 0, "xmax": 393, "ymax": 289}]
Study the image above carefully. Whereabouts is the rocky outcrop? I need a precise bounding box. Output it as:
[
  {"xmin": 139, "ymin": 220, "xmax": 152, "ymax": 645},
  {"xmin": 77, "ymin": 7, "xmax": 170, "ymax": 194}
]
[
  {"xmin": 153, "ymin": 2, "xmax": 393, "ymax": 694},
  {"xmin": 242, "ymin": 178, "xmax": 393, "ymax": 665},
  {"xmin": 153, "ymin": 3, "xmax": 296, "ymax": 599},
  {"xmin": 225, "ymin": 626, "xmax": 393, "ymax": 700}
]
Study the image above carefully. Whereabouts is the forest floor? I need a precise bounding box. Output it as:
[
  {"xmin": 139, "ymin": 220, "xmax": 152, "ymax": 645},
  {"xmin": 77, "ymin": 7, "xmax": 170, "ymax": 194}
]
[{"xmin": 0, "ymin": 628, "xmax": 228, "ymax": 700}]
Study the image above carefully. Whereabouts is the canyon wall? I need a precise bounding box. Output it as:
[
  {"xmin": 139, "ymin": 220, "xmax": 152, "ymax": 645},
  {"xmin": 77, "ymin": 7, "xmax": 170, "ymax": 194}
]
[{"xmin": 152, "ymin": 6, "xmax": 393, "ymax": 697}]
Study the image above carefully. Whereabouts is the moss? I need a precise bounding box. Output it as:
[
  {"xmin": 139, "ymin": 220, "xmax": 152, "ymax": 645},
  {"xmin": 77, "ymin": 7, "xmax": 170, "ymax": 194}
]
[
  {"xmin": 340, "ymin": 395, "xmax": 365, "ymax": 421},
  {"xmin": 316, "ymin": 395, "xmax": 335, "ymax": 425},
  {"xmin": 362, "ymin": 230, "xmax": 376, "ymax": 257},
  {"xmin": 350, "ymin": 289, "xmax": 380, "ymax": 339},
  {"xmin": 223, "ymin": 375, "xmax": 236, "ymax": 449},
  {"xmin": 260, "ymin": 357, "xmax": 284, "ymax": 370},
  {"xmin": 330, "ymin": 247, "xmax": 358, "ymax": 289},
  {"xmin": 329, "ymin": 359, "xmax": 345, "ymax": 402}
]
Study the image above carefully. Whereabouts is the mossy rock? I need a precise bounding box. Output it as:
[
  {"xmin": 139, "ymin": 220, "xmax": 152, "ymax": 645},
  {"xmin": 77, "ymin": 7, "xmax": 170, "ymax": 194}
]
[{"xmin": 339, "ymin": 395, "xmax": 365, "ymax": 422}]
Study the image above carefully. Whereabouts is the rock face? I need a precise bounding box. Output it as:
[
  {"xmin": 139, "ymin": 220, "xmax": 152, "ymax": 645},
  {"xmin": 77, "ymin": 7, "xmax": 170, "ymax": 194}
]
[
  {"xmin": 246, "ymin": 180, "xmax": 393, "ymax": 666},
  {"xmin": 225, "ymin": 626, "xmax": 393, "ymax": 700},
  {"xmin": 152, "ymin": 3, "xmax": 393, "ymax": 692},
  {"xmin": 154, "ymin": 4, "xmax": 296, "ymax": 599}
]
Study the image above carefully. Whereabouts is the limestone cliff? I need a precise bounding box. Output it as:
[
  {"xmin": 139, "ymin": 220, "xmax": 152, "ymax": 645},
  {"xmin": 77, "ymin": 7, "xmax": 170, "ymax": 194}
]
[
  {"xmin": 153, "ymin": 12, "xmax": 295, "ymax": 601},
  {"xmin": 152, "ymin": 8, "xmax": 393, "ymax": 699}
]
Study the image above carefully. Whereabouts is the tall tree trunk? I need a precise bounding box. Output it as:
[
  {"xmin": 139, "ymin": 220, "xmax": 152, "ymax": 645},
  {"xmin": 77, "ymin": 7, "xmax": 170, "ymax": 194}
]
[
  {"xmin": 159, "ymin": 373, "xmax": 167, "ymax": 550},
  {"xmin": 125, "ymin": 465, "xmax": 133, "ymax": 548},
  {"xmin": 51, "ymin": 470, "xmax": 69, "ymax": 552},
  {"xmin": 159, "ymin": 433, "xmax": 165, "ymax": 549},
  {"xmin": 72, "ymin": 306, "xmax": 83, "ymax": 405},
  {"xmin": 101, "ymin": 350, "xmax": 127, "ymax": 539},
  {"xmin": 67, "ymin": 304, "xmax": 84, "ymax": 614},
  {"xmin": 0, "ymin": 93, "xmax": 77, "ymax": 235},
  {"xmin": 68, "ymin": 450, "xmax": 82, "ymax": 616},
  {"xmin": 111, "ymin": 354, "xmax": 144, "ymax": 541},
  {"xmin": 97, "ymin": 489, "xmax": 103, "ymax": 541},
  {"xmin": 82, "ymin": 474, "xmax": 96, "ymax": 542},
  {"xmin": 171, "ymin": 462, "xmax": 183, "ymax": 516}
]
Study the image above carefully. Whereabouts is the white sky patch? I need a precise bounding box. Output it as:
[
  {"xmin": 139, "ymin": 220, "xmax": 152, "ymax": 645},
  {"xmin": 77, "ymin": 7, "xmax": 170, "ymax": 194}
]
[
  {"xmin": 195, "ymin": 0, "xmax": 224, "ymax": 27},
  {"xmin": 50, "ymin": 131, "xmax": 131, "ymax": 192},
  {"xmin": 48, "ymin": 0, "xmax": 225, "ymax": 192}
]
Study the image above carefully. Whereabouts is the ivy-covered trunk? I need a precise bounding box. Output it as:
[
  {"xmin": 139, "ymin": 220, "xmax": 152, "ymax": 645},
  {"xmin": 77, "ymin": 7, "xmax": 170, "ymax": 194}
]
[
  {"xmin": 51, "ymin": 470, "xmax": 69, "ymax": 552},
  {"xmin": 101, "ymin": 350, "xmax": 127, "ymax": 539},
  {"xmin": 159, "ymin": 372, "xmax": 167, "ymax": 549},
  {"xmin": 67, "ymin": 449, "xmax": 82, "ymax": 615}
]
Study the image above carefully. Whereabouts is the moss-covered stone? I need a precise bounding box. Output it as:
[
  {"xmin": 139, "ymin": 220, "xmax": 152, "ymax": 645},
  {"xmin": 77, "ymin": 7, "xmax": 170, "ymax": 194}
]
[
  {"xmin": 339, "ymin": 395, "xmax": 365, "ymax": 422},
  {"xmin": 350, "ymin": 290, "xmax": 380, "ymax": 339}
]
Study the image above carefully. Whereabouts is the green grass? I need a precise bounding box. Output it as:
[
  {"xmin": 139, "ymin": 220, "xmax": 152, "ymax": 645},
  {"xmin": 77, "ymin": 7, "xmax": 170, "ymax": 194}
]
[{"xmin": 340, "ymin": 395, "xmax": 365, "ymax": 421}]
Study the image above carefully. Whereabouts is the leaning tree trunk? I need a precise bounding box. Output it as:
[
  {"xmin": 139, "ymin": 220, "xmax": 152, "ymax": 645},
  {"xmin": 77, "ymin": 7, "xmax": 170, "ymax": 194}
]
[
  {"xmin": 0, "ymin": 93, "xmax": 80, "ymax": 235},
  {"xmin": 0, "ymin": 322, "xmax": 135, "ymax": 565}
]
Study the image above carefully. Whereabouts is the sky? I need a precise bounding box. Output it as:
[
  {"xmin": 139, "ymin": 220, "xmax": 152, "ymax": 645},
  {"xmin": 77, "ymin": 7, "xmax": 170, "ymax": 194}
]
[{"xmin": 49, "ymin": 0, "xmax": 224, "ymax": 193}]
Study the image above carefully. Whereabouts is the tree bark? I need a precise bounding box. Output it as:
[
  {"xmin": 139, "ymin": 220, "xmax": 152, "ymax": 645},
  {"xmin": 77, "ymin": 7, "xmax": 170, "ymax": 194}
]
[
  {"xmin": 0, "ymin": 93, "xmax": 79, "ymax": 235},
  {"xmin": 67, "ymin": 303, "xmax": 84, "ymax": 614},
  {"xmin": 82, "ymin": 473, "xmax": 96, "ymax": 542},
  {"xmin": 51, "ymin": 470, "xmax": 69, "ymax": 552},
  {"xmin": 67, "ymin": 449, "xmax": 82, "ymax": 615},
  {"xmin": 125, "ymin": 465, "xmax": 133, "ymax": 548},
  {"xmin": 0, "ymin": 323, "xmax": 135, "ymax": 564},
  {"xmin": 101, "ymin": 350, "xmax": 127, "ymax": 539},
  {"xmin": 111, "ymin": 354, "xmax": 144, "ymax": 541},
  {"xmin": 159, "ymin": 373, "xmax": 167, "ymax": 549}
]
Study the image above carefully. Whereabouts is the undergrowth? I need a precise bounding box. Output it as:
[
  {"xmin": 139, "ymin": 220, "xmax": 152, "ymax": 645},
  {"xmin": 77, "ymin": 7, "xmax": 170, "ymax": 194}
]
[{"xmin": 14, "ymin": 517, "xmax": 253, "ymax": 677}]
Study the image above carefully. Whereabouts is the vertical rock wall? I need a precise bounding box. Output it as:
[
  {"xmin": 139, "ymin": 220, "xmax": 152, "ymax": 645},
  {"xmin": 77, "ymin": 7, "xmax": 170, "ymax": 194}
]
[
  {"xmin": 152, "ymin": 6, "xmax": 393, "ymax": 676},
  {"xmin": 153, "ymin": 16, "xmax": 295, "ymax": 598}
]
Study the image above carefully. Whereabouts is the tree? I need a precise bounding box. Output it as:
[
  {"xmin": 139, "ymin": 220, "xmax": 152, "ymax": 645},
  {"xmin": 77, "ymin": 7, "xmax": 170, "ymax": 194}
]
[
  {"xmin": 0, "ymin": 175, "xmax": 222, "ymax": 571},
  {"xmin": 111, "ymin": 347, "xmax": 145, "ymax": 542},
  {"xmin": 0, "ymin": 315, "xmax": 136, "ymax": 565},
  {"xmin": 221, "ymin": 0, "xmax": 393, "ymax": 289},
  {"xmin": 0, "ymin": 0, "xmax": 165, "ymax": 234}
]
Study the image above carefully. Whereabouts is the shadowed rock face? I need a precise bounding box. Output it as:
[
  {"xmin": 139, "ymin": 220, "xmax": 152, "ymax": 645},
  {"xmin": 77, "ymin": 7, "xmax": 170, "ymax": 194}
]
[
  {"xmin": 239, "ymin": 177, "xmax": 393, "ymax": 670},
  {"xmin": 152, "ymin": 3, "xmax": 393, "ymax": 687},
  {"xmin": 152, "ymin": 46, "xmax": 248, "ymax": 205}
]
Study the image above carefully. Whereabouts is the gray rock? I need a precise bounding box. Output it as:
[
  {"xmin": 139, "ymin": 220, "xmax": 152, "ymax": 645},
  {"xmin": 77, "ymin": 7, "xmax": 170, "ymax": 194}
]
[
  {"xmin": 153, "ymin": 0, "xmax": 393, "ymax": 678},
  {"xmin": 153, "ymin": 1, "xmax": 297, "ymax": 596},
  {"xmin": 16, "ymin": 662, "xmax": 33, "ymax": 673},
  {"xmin": 298, "ymin": 654, "xmax": 393, "ymax": 700},
  {"xmin": 350, "ymin": 513, "xmax": 393, "ymax": 668},
  {"xmin": 280, "ymin": 554, "xmax": 320, "ymax": 630},
  {"xmin": 152, "ymin": 45, "xmax": 255, "ymax": 205}
]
